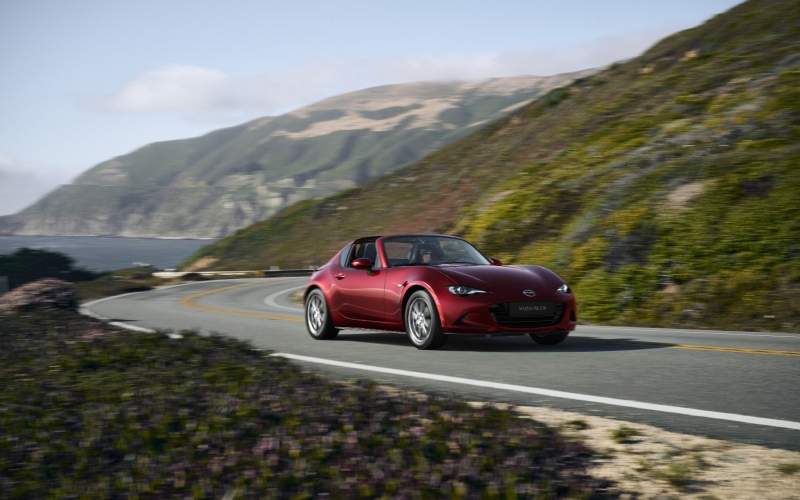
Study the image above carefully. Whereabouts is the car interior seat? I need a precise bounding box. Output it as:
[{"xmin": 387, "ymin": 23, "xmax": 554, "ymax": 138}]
[{"xmin": 363, "ymin": 242, "xmax": 377, "ymax": 266}]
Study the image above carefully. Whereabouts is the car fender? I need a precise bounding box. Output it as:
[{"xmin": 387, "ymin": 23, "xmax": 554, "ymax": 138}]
[
  {"xmin": 408, "ymin": 266, "xmax": 478, "ymax": 328},
  {"xmin": 400, "ymin": 279, "xmax": 447, "ymax": 329},
  {"xmin": 305, "ymin": 264, "xmax": 342, "ymax": 321}
]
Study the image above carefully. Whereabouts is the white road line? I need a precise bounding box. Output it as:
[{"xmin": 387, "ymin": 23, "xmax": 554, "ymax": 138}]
[
  {"xmin": 81, "ymin": 290, "xmax": 149, "ymax": 310},
  {"xmin": 79, "ymin": 280, "xmax": 219, "ymax": 313},
  {"xmin": 80, "ymin": 278, "xmax": 301, "ymax": 333},
  {"xmin": 271, "ymin": 353, "xmax": 800, "ymax": 431},
  {"xmin": 81, "ymin": 291, "xmax": 158, "ymax": 332},
  {"xmin": 108, "ymin": 321, "xmax": 158, "ymax": 333},
  {"xmin": 263, "ymin": 285, "xmax": 306, "ymax": 312}
]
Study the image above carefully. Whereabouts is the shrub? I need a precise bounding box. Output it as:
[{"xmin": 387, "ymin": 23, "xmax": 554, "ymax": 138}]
[
  {"xmin": 653, "ymin": 461, "xmax": 693, "ymax": 490},
  {"xmin": 0, "ymin": 312, "xmax": 603, "ymax": 498},
  {"xmin": 562, "ymin": 419, "xmax": 590, "ymax": 431},
  {"xmin": 609, "ymin": 425, "xmax": 641, "ymax": 444},
  {"xmin": 0, "ymin": 247, "xmax": 97, "ymax": 289}
]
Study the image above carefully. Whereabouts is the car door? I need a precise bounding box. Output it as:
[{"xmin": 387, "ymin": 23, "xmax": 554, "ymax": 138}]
[
  {"xmin": 381, "ymin": 239, "xmax": 416, "ymax": 327},
  {"xmin": 330, "ymin": 241, "xmax": 387, "ymax": 325}
]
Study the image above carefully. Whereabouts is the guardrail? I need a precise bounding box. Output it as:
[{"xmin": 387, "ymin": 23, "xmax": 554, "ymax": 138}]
[
  {"xmin": 263, "ymin": 269, "xmax": 315, "ymax": 277},
  {"xmin": 152, "ymin": 269, "xmax": 315, "ymax": 279}
]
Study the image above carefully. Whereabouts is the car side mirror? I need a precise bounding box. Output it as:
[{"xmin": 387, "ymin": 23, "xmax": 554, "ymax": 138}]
[
  {"xmin": 351, "ymin": 258, "xmax": 373, "ymax": 271},
  {"xmin": 490, "ymin": 257, "xmax": 503, "ymax": 266}
]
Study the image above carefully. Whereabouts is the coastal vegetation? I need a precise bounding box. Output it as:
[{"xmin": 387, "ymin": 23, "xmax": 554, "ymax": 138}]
[
  {"xmin": 0, "ymin": 247, "xmax": 164, "ymax": 301},
  {"xmin": 184, "ymin": 0, "xmax": 800, "ymax": 332},
  {"xmin": 0, "ymin": 248, "xmax": 96, "ymax": 289},
  {"xmin": 0, "ymin": 299, "xmax": 600, "ymax": 498},
  {"xmin": 3, "ymin": 280, "xmax": 799, "ymax": 497}
]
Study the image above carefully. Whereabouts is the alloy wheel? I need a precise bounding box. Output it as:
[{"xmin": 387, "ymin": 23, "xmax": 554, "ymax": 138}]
[
  {"xmin": 408, "ymin": 297, "xmax": 432, "ymax": 344},
  {"xmin": 307, "ymin": 294, "xmax": 325, "ymax": 335}
]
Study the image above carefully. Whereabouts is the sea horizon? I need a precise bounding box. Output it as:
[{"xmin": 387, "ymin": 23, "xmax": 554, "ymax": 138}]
[{"xmin": 0, "ymin": 235, "xmax": 219, "ymax": 272}]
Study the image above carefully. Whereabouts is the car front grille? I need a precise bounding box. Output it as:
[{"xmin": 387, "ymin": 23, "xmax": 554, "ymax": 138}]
[{"xmin": 488, "ymin": 302, "xmax": 566, "ymax": 329}]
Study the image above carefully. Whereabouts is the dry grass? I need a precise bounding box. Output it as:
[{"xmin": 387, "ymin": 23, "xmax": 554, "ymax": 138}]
[
  {"xmin": 513, "ymin": 405, "xmax": 800, "ymax": 499},
  {"xmin": 182, "ymin": 256, "xmax": 218, "ymax": 272},
  {"xmin": 289, "ymin": 289, "xmax": 305, "ymax": 307},
  {"xmin": 663, "ymin": 181, "xmax": 706, "ymax": 212}
]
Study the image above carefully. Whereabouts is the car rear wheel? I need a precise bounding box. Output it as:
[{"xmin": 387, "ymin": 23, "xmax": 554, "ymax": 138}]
[
  {"xmin": 405, "ymin": 290, "xmax": 447, "ymax": 350},
  {"xmin": 305, "ymin": 289, "xmax": 339, "ymax": 340},
  {"xmin": 529, "ymin": 330, "xmax": 569, "ymax": 345}
]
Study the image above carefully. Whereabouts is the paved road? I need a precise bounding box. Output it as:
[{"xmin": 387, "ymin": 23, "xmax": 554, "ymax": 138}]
[{"xmin": 84, "ymin": 278, "xmax": 800, "ymax": 451}]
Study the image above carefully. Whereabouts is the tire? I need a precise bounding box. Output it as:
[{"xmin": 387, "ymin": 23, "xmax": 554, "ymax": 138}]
[
  {"xmin": 305, "ymin": 289, "xmax": 339, "ymax": 340},
  {"xmin": 404, "ymin": 290, "xmax": 448, "ymax": 350},
  {"xmin": 529, "ymin": 330, "xmax": 569, "ymax": 345}
]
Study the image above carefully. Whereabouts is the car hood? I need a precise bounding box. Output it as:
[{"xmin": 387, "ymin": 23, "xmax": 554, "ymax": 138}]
[{"xmin": 434, "ymin": 264, "xmax": 563, "ymax": 291}]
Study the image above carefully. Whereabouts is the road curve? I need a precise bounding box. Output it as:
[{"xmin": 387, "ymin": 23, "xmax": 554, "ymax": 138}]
[{"xmin": 84, "ymin": 278, "xmax": 800, "ymax": 450}]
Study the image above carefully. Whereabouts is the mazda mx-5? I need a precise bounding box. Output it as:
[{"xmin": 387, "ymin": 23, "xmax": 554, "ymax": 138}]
[{"xmin": 304, "ymin": 234, "xmax": 576, "ymax": 350}]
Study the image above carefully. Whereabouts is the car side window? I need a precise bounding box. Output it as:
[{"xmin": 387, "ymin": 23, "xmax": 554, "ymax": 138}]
[
  {"xmin": 344, "ymin": 241, "xmax": 379, "ymax": 268},
  {"xmin": 339, "ymin": 245, "xmax": 352, "ymax": 268},
  {"xmin": 347, "ymin": 243, "xmax": 361, "ymax": 267},
  {"xmin": 361, "ymin": 242, "xmax": 377, "ymax": 266}
]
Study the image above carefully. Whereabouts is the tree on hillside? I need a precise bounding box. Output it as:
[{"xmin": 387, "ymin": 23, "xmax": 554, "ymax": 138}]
[{"xmin": 0, "ymin": 248, "xmax": 96, "ymax": 289}]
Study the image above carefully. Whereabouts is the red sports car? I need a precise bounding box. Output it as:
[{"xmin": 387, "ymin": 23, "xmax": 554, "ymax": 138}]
[{"xmin": 304, "ymin": 234, "xmax": 577, "ymax": 350}]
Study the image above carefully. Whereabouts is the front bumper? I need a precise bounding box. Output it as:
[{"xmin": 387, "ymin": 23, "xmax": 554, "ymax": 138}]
[{"xmin": 438, "ymin": 290, "xmax": 577, "ymax": 334}]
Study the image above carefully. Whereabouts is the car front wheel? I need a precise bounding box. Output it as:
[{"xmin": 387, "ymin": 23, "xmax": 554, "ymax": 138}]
[
  {"xmin": 405, "ymin": 290, "xmax": 447, "ymax": 350},
  {"xmin": 529, "ymin": 330, "xmax": 569, "ymax": 345},
  {"xmin": 305, "ymin": 289, "xmax": 339, "ymax": 340}
]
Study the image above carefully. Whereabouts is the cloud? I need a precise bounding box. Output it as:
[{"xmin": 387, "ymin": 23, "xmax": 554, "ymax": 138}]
[
  {"xmin": 93, "ymin": 28, "xmax": 674, "ymax": 121},
  {"xmin": 0, "ymin": 153, "xmax": 76, "ymax": 216},
  {"xmin": 104, "ymin": 65, "xmax": 236, "ymax": 113}
]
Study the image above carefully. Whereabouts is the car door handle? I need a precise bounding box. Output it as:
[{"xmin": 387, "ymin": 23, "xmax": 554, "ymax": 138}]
[{"xmin": 335, "ymin": 273, "xmax": 346, "ymax": 280}]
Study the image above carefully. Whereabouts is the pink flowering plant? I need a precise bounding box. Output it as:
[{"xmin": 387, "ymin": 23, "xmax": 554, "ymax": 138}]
[
  {"xmin": 0, "ymin": 310, "xmax": 604, "ymax": 498},
  {"xmin": 0, "ymin": 278, "xmax": 79, "ymax": 313}
]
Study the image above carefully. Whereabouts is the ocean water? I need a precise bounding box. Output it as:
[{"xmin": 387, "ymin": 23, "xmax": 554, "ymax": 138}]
[{"xmin": 0, "ymin": 236, "xmax": 218, "ymax": 271}]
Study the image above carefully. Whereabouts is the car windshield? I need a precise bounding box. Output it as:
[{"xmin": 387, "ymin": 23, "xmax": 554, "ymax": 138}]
[{"xmin": 382, "ymin": 236, "xmax": 491, "ymax": 267}]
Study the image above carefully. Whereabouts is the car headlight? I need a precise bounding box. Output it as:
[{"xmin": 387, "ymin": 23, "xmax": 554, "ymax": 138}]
[
  {"xmin": 557, "ymin": 283, "xmax": 570, "ymax": 294},
  {"xmin": 447, "ymin": 285, "xmax": 488, "ymax": 296}
]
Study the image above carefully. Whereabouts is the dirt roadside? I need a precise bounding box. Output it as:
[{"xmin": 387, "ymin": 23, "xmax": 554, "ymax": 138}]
[{"xmin": 512, "ymin": 405, "xmax": 800, "ymax": 499}]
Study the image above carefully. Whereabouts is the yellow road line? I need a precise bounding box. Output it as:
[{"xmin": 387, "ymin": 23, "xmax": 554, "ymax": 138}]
[
  {"xmin": 570, "ymin": 337, "xmax": 800, "ymax": 357},
  {"xmin": 179, "ymin": 283, "xmax": 799, "ymax": 356},
  {"xmin": 178, "ymin": 281, "xmax": 303, "ymax": 322}
]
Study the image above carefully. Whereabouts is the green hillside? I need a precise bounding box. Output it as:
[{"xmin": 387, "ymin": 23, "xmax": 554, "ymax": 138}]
[
  {"xmin": 186, "ymin": 0, "xmax": 800, "ymax": 332},
  {"xmin": 0, "ymin": 75, "xmax": 592, "ymax": 238}
]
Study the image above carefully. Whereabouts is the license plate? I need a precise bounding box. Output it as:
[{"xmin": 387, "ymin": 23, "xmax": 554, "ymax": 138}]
[{"xmin": 509, "ymin": 301, "xmax": 554, "ymax": 317}]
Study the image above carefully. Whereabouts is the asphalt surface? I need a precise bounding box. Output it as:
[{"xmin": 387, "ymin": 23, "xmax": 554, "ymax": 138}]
[{"xmin": 84, "ymin": 277, "xmax": 800, "ymax": 451}]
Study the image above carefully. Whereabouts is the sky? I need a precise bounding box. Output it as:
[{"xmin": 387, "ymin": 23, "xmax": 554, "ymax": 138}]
[{"xmin": 0, "ymin": 0, "xmax": 743, "ymax": 216}]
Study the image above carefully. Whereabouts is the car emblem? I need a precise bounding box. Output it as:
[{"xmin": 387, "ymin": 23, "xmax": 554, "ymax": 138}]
[{"xmin": 522, "ymin": 290, "xmax": 536, "ymax": 297}]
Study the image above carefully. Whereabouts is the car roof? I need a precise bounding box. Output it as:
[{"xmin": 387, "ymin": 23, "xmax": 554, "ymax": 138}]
[
  {"xmin": 379, "ymin": 233, "xmax": 463, "ymax": 239},
  {"xmin": 352, "ymin": 233, "xmax": 464, "ymax": 243}
]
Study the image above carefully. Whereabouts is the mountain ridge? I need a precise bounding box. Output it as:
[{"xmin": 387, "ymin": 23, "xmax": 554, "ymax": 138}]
[{"xmin": 0, "ymin": 72, "xmax": 595, "ymax": 238}]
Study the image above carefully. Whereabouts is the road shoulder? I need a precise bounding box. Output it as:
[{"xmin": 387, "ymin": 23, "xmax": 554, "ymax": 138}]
[{"xmin": 512, "ymin": 404, "xmax": 800, "ymax": 499}]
